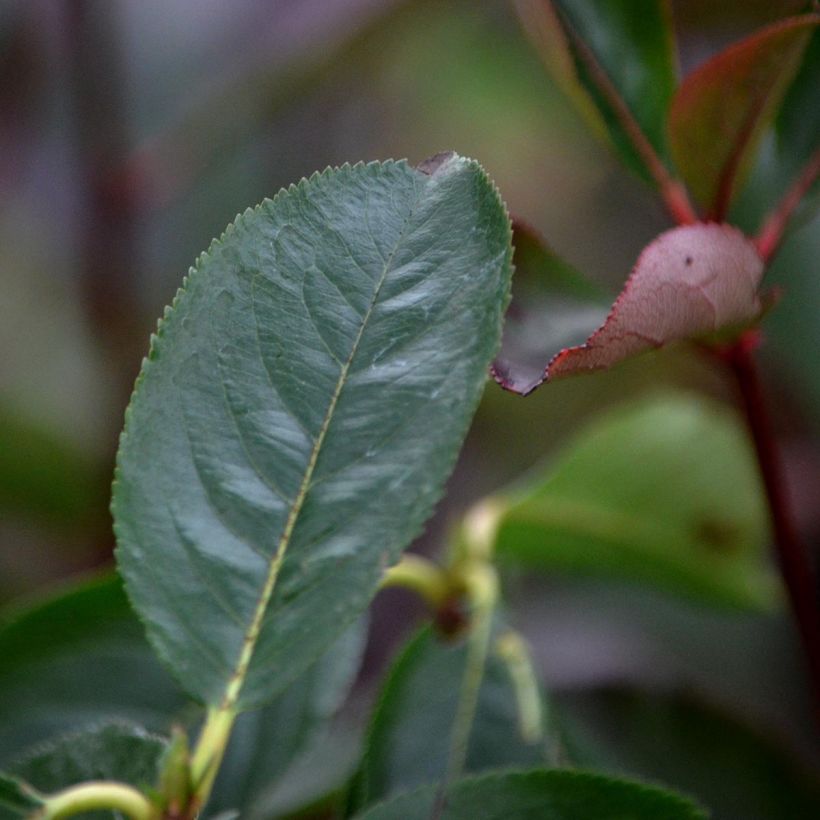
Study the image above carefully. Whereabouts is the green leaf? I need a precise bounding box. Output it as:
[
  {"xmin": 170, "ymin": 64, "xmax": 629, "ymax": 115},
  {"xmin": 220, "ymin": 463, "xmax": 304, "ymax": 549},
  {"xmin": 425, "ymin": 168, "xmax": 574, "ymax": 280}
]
[
  {"xmin": 207, "ymin": 619, "xmax": 366, "ymax": 817},
  {"xmin": 5, "ymin": 725, "xmax": 165, "ymax": 820},
  {"xmin": 112, "ymin": 154, "xmax": 512, "ymax": 712},
  {"xmin": 0, "ymin": 575, "xmax": 187, "ymax": 766},
  {"xmin": 469, "ymin": 393, "xmax": 777, "ymax": 609},
  {"xmin": 668, "ymin": 13, "xmax": 819, "ymax": 217},
  {"xmin": 352, "ymin": 625, "xmax": 553, "ymax": 810},
  {"xmin": 0, "ymin": 774, "xmax": 43, "ymax": 817},
  {"xmin": 352, "ymin": 770, "xmax": 707, "ymax": 820},
  {"xmin": 515, "ymin": 0, "xmax": 677, "ymax": 182},
  {"xmin": 555, "ymin": 688, "xmax": 820, "ymax": 820},
  {"xmin": 0, "ymin": 575, "xmax": 367, "ymax": 812}
]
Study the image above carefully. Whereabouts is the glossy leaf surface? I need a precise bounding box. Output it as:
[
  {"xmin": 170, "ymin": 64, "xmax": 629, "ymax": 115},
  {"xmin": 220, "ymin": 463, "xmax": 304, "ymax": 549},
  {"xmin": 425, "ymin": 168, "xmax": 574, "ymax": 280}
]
[
  {"xmin": 515, "ymin": 0, "xmax": 677, "ymax": 182},
  {"xmin": 113, "ymin": 156, "xmax": 512, "ymax": 710},
  {"xmin": 496, "ymin": 223, "xmax": 764, "ymax": 391},
  {"xmin": 476, "ymin": 394, "xmax": 777, "ymax": 609},
  {"xmin": 353, "ymin": 770, "xmax": 707, "ymax": 820},
  {"xmin": 353, "ymin": 625, "xmax": 553, "ymax": 809},
  {"xmin": 669, "ymin": 14, "xmax": 819, "ymax": 215}
]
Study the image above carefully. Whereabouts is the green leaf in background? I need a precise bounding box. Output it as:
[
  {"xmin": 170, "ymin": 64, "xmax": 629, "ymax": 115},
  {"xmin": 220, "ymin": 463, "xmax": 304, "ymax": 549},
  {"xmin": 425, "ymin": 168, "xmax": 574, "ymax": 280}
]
[
  {"xmin": 352, "ymin": 624, "xmax": 554, "ymax": 810},
  {"xmin": 555, "ymin": 688, "xmax": 820, "ymax": 820},
  {"xmin": 469, "ymin": 393, "xmax": 777, "ymax": 609},
  {"xmin": 0, "ymin": 774, "xmax": 43, "ymax": 818},
  {"xmin": 492, "ymin": 220, "xmax": 608, "ymax": 395},
  {"xmin": 0, "ymin": 404, "xmax": 99, "ymax": 529},
  {"xmin": 0, "ymin": 575, "xmax": 187, "ymax": 766},
  {"xmin": 514, "ymin": 0, "xmax": 678, "ymax": 183},
  {"xmin": 113, "ymin": 155, "xmax": 512, "ymax": 711},
  {"xmin": 352, "ymin": 770, "xmax": 707, "ymax": 820},
  {"xmin": 2, "ymin": 725, "xmax": 165, "ymax": 820},
  {"xmin": 0, "ymin": 575, "xmax": 367, "ymax": 817},
  {"xmin": 668, "ymin": 13, "xmax": 819, "ymax": 217}
]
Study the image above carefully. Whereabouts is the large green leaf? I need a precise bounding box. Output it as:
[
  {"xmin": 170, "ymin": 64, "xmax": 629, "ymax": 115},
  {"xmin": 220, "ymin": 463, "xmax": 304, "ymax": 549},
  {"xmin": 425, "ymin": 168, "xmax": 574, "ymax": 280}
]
[
  {"xmin": 668, "ymin": 13, "xmax": 819, "ymax": 216},
  {"xmin": 352, "ymin": 770, "xmax": 707, "ymax": 820},
  {"xmin": 556, "ymin": 688, "xmax": 820, "ymax": 820},
  {"xmin": 0, "ymin": 576, "xmax": 186, "ymax": 765},
  {"xmin": 1, "ymin": 725, "xmax": 165, "ymax": 820},
  {"xmin": 113, "ymin": 155, "xmax": 512, "ymax": 711},
  {"xmin": 352, "ymin": 625, "xmax": 554, "ymax": 810},
  {"xmin": 471, "ymin": 393, "xmax": 777, "ymax": 609},
  {"xmin": 514, "ymin": 0, "xmax": 677, "ymax": 182}
]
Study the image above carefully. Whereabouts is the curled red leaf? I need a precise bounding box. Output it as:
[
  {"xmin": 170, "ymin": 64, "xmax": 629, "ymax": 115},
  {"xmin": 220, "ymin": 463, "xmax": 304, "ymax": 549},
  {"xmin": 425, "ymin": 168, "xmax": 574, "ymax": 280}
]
[{"xmin": 494, "ymin": 223, "xmax": 764, "ymax": 394}]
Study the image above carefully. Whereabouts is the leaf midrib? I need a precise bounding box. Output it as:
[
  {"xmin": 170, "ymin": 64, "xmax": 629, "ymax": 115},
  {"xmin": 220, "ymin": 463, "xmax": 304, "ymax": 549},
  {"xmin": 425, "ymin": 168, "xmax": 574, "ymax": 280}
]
[{"xmin": 219, "ymin": 182, "xmax": 424, "ymax": 711}]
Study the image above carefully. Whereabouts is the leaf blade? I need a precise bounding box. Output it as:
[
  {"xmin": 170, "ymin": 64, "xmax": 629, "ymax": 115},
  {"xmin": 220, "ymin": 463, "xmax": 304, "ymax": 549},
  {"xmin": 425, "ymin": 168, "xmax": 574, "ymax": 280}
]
[
  {"xmin": 669, "ymin": 14, "xmax": 819, "ymax": 216},
  {"xmin": 113, "ymin": 156, "xmax": 513, "ymax": 710},
  {"xmin": 473, "ymin": 394, "xmax": 777, "ymax": 610},
  {"xmin": 352, "ymin": 769, "xmax": 707, "ymax": 820}
]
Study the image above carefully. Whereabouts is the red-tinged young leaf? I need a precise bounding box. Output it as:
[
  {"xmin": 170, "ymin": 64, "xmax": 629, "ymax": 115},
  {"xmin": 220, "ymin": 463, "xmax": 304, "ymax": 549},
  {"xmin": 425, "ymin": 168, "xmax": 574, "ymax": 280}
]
[
  {"xmin": 494, "ymin": 223, "xmax": 764, "ymax": 394},
  {"xmin": 514, "ymin": 0, "xmax": 678, "ymax": 187},
  {"xmin": 669, "ymin": 14, "xmax": 819, "ymax": 219}
]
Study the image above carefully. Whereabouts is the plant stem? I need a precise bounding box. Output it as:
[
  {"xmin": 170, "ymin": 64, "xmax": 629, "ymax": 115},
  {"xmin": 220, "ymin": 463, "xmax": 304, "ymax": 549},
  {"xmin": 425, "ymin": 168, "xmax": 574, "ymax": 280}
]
[
  {"xmin": 39, "ymin": 782, "xmax": 154, "ymax": 820},
  {"xmin": 189, "ymin": 705, "xmax": 237, "ymax": 813},
  {"xmin": 380, "ymin": 554, "xmax": 450, "ymax": 609},
  {"xmin": 494, "ymin": 630, "xmax": 543, "ymax": 745},
  {"xmin": 755, "ymin": 146, "xmax": 820, "ymax": 263},
  {"xmin": 725, "ymin": 332, "xmax": 820, "ymax": 705}
]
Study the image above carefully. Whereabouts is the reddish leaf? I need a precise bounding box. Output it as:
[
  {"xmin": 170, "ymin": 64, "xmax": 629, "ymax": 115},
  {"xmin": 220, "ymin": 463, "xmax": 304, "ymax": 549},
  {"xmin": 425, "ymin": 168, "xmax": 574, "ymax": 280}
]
[
  {"xmin": 669, "ymin": 14, "xmax": 819, "ymax": 219},
  {"xmin": 495, "ymin": 223, "xmax": 764, "ymax": 394}
]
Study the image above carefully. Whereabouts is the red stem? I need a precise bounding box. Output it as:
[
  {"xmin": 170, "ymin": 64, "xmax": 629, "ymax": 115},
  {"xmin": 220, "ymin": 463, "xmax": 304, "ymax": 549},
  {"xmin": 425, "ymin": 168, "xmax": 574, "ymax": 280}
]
[
  {"xmin": 725, "ymin": 332, "xmax": 820, "ymax": 706},
  {"xmin": 755, "ymin": 146, "xmax": 820, "ymax": 264}
]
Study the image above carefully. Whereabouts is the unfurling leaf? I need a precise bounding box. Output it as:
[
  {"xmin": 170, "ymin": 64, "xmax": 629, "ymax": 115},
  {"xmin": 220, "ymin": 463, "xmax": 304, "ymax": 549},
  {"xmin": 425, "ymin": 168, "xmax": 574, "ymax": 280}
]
[
  {"xmin": 495, "ymin": 223, "xmax": 763, "ymax": 393},
  {"xmin": 668, "ymin": 13, "xmax": 819, "ymax": 218}
]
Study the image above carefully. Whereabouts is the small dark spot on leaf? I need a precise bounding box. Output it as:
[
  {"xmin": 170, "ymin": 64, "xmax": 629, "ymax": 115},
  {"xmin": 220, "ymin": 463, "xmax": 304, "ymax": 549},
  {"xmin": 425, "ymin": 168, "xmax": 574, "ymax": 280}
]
[
  {"xmin": 695, "ymin": 518, "xmax": 741, "ymax": 553},
  {"xmin": 417, "ymin": 151, "xmax": 456, "ymax": 176},
  {"xmin": 685, "ymin": 256, "xmax": 693, "ymax": 266}
]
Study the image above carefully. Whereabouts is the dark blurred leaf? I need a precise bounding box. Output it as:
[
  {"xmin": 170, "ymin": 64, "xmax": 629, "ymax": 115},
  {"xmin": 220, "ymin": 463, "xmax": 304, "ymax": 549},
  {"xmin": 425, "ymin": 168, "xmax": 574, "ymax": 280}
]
[
  {"xmin": 555, "ymin": 688, "xmax": 820, "ymax": 820},
  {"xmin": 494, "ymin": 223, "xmax": 765, "ymax": 392},
  {"xmin": 352, "ymin": 624, "xmax": 554, "ymax": 811},
  {"xmin": 4, "ymin": 724, "xmax": 165, "ymax": 820},
  {"xmin": 514, "ymin": 0, "xmax": 677, "ymax": 182},
  {"xmin": 0, "ymin": 575, "xmax": 186, "ymax": 766},
  {"xmin": 0, "ymin": 575, "xmax": 367, "ymax": 817},
  {"xmin": 0, "ymin": 405, "xmax": 99, "ymax": 528},
  {"xmin": 0, "ymin": 774, "xmax": 42, "ymax": 817},
  {"xmin": 669, "ymin": 13, "xmax": 819, "ymax": 217},
  {"xmin": 492, "ymin": 220, "xmax": 608, "ymax": 395},
  {"xmin": 352, "ymin": 769, "xmax": 707, "ymax": 820},
  {"xmin": 472, "ymin": 393, "xmax": 777, "ymax": 609}
]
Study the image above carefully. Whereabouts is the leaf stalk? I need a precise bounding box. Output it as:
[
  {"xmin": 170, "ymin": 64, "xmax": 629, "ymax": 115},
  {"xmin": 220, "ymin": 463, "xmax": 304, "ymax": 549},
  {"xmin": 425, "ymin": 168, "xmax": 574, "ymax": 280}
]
[{"xmin": 36, "ymin": 782, "xmax": 155, "ymax": 820}]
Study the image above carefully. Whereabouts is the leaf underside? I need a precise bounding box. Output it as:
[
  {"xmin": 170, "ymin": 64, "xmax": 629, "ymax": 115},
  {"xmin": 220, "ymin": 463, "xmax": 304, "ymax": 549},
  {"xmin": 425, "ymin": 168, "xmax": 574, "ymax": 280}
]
[
  {"xmin": 113, "ymin": 156, "xmax": 512, "ymax": 710},
  {"xmin": 495, "ymin": 223, "xmax": 764, "ymax": 394}
]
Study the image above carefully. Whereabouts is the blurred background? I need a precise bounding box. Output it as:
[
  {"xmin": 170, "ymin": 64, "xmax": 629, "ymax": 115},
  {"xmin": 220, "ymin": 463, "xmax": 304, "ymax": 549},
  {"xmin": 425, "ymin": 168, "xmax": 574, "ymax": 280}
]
[{"xmin": 1, "ymin": 1, "xmax": 818, "ymax": 816}]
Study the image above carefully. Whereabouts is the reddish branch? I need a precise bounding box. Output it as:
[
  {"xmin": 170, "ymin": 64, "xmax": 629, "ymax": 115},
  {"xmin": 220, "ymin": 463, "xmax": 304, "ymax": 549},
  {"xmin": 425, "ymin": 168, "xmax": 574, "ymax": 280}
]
[
  {"xmin": 755, "ymin": 146, "xmax": 820, "ymax": 264},
  {"xmin": 724, "ymin": 332, "xmax": 820, "ymax": 706}
]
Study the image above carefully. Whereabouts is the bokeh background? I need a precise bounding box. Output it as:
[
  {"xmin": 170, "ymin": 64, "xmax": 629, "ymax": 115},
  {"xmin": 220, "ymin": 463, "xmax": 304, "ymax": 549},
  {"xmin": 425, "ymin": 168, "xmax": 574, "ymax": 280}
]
[{"xmin": 1, "ymin": 1, "xmax": 818, "ymax": 816}]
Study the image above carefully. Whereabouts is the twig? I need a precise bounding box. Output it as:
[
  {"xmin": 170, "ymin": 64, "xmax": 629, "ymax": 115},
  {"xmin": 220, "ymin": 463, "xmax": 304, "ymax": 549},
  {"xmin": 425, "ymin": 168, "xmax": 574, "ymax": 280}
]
[
  {"xmin": 724, "ymin": 331, "xmax": 820, "ymax": 708},
  {"xmin": 755, "ymin": 146, "xmax": 820, "ymax": 264}
]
